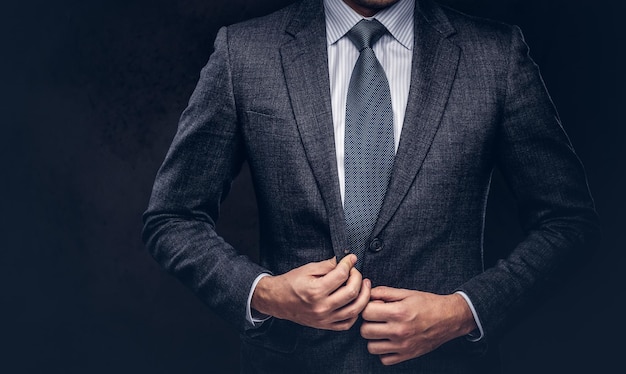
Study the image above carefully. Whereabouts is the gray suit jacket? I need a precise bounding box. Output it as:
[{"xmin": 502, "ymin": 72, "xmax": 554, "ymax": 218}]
[{"xmin": 142, "ymin": 0, "xmax": 599, "ymax": 372}]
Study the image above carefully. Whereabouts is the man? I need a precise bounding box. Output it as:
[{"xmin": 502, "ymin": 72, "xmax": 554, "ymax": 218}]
[{"xmin": 142, "ymin": 0, "xmax": 599, "ymax": 372}]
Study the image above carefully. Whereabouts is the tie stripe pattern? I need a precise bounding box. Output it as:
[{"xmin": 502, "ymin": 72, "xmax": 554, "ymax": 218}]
[{"xmin": 344, "ymin": 19, "xmax": 394, "ymax": 268}]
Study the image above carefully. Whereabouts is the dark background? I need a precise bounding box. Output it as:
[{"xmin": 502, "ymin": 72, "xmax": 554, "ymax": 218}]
[{"xmin": 2, "ymin": 0, "xmax": 624, "ymax": 373}]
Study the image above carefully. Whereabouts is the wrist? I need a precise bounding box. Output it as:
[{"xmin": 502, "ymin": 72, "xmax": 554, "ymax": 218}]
[
  {"xmin": 449, "ymin": 293, "xmax": 478, "ymax": 337},
  {"xmin": 251, "ymin": 275, "xmax": 278, "ymax": 317}
]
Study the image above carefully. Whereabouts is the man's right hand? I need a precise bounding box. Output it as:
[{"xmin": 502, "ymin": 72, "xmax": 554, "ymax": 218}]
[{"xmin": 250, "ymin": 254, "xmax": 371, "ymax": 331}]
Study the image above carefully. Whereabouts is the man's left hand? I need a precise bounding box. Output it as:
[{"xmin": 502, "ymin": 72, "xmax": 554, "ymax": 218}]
[{"xmin": 360, "ymin": 287, "xmax": 477, "ymax": 366}]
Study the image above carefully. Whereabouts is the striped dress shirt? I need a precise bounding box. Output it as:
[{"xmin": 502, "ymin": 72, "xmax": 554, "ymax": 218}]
[{"xmin": 324, "ymin": 0, "xmax": 414, "ymax": 202}]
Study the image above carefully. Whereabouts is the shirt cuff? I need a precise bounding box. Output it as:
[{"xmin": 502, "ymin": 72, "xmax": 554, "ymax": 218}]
[
  {"xmin": 455, "ymin": 291, "xmax": 485, "ymax": 342},
  {"xmin": 246, "ymin": 273, "xmax": 272, "ymax": 327}
]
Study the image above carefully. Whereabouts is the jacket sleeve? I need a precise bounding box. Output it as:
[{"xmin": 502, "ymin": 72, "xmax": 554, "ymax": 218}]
[
  {"xmin": 142, "ymin": 27, "xmax": 268, "ymax": 332},
  {"xmin": 457, "ymin": 26, "xmax": 600, "ymax": 340}
]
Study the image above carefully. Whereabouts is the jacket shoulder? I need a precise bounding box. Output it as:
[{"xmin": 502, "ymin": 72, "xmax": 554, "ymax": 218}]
[
  {"xmin": 433, "ymin": 3, "xmax": 522, "ymax": 63},
  {"xmin": 439, "ymin": 3, "xmax": 516, "ymax": 39},
  {"xmin": 223, "ymin": 1, "xmax": 300, "ymax": 45}
]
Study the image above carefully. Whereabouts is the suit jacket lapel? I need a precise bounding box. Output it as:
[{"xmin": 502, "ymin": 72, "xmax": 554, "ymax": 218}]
[
  {"xmin": 280, "ymin": 0, "xmax": 348, "ymax": 256},
  {"xmin": 278, "ymin": 0, "xmax": 460, "ymax": 252},
  {"xmin": 372, "ymin": 1, "xmax": 461, "ymax": 237}
]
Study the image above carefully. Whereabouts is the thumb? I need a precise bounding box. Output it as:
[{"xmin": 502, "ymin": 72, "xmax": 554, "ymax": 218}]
[
  {"xmin": 370, "ymin": 286, "xmax": 411, "ymax": 302},
  {"xmin": 305, "ymin": 256, "xmax": 338, "ymax": 276}
]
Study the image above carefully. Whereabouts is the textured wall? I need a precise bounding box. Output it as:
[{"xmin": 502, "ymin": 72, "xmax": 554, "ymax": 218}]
[{"xmin": 2, "ymin": 0, "xmax": 624, "ymax": 372}]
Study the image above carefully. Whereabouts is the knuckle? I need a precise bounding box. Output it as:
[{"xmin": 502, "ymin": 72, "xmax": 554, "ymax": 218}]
[
  {"xmin": 398, "ymin": 328, "xmax": 411, "ymax": 340},
  {"xmin": 339, "ymin": 264, "xmax": 351, "ymax": 277},
  {"xmin": 347, "ymin": 305, "xmax": 360, "ymax": 318},
  {"xmin": 306, "ymin": 287, "xmax": 324, "ymax": 301},
  {"xmin": 312, "ymin": 305, "xmax": 326, "ymax": 315},
  {"xmin": 301, "ymin": 293, "xmax": 315, "ymax": 305},
  {"xmin": 348, "ymin": 286, "xmax": 359, "ymax": 299},
  {"xmin": 391, "ymin": 307, "xmax": 407, "ymax": 321},
  {"xmin": 399, "ymin": 340, "xmax": 411, "ymax": 351},
  {"xmin": 391, "ymin": 326, "xmax": 404, "ymax": 339},
  {"xmin": 308, "ymin": 283, "xmax": 322, "ymax": 295},
  {"xmin": 343, "ymin": 290, "xmax": 358, "ymax": 305}
]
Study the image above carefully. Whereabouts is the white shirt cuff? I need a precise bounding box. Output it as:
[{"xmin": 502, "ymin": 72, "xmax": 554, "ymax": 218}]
[
  {"xmin": 246, "ymin": 273, "xmax": 272, "ymax": 327},
  {"xmin": 455, "ymin": 291, "xmax": 485, "ymax": 342}
]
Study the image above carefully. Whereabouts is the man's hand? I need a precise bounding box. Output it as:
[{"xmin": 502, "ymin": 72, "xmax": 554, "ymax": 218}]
[
  {"xmin": 251, "ymin": 254, "xmax": 371, "ymax": 331},
  {"xmin": 360, "ymin": 287, "xmax": 477, "ymax": 366}
]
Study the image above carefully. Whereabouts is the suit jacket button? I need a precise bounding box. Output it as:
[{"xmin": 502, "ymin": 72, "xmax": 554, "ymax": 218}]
[{"xmin": 369, "ymin": 238, "xmax": 383, "ymax": 252}]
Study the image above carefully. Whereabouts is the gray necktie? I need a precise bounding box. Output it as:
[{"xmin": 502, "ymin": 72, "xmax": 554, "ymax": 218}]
[{"xmin": 344, "ymin": 19, "xmax": 394, "ymax": 268}]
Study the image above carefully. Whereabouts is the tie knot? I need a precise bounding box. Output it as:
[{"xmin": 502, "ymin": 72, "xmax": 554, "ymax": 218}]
[{"xmin": 346, "ymin": 19, "xmax": 387, "ymax": 51}]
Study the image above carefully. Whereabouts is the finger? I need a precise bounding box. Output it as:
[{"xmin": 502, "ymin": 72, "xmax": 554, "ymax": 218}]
[
  {"xmin": 326, "ymin": 267, "xmax": 363, "ymax": 309},
  {"xmin": 379, "ymin": 353, "xmax": 405, "ymax": 366},
  {"xmin": 370, "ymin": 286, "xmax": 410, "ymax": 302},
  {"xmin": 366, "ymin": 340, "xmax": 398, "ymax": 356},
  {"xmin": 361, "ymin": 299, "xmax": 396, "ymax": 322},
  {"xmin": 360, "ymin": 320, "xmax": 391, "ymax": 340},
  {"xmin": 317, "ymin": 254, "xmax": 356, "ymax": 292},
  {"xmin": 304, "ymin": 256, "xmax": 339, "ymax": 276},
  {"xmin": 329, "ymin": 315, "xmax": 359, "ymax": 331},
  {"xmin": 331, "ymin": 277, "xmax": 371, "ymax": 320}
]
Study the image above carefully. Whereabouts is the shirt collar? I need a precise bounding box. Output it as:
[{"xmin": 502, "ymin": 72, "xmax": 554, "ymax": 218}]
[{"xmin": 324, "ymin": 0, "xmax": 414, "ymax": 50}]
